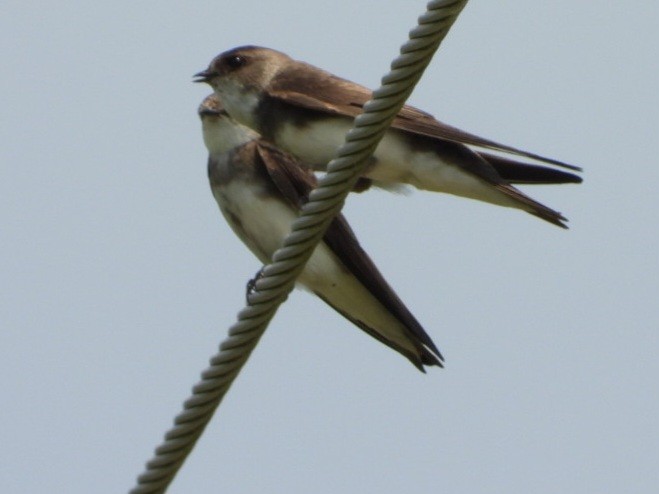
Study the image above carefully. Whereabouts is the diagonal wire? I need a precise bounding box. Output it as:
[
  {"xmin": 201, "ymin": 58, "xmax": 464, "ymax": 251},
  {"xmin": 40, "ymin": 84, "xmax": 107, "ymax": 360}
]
[{"xmin": 130, "ymin": 1, "xmax": 468, "ymax": 492}]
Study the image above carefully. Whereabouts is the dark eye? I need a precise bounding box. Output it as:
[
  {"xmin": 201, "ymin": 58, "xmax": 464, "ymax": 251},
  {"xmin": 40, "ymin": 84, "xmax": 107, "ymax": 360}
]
[{"xmin": 226, "ymin": 55, "xmax": 246, "ymax": 69}]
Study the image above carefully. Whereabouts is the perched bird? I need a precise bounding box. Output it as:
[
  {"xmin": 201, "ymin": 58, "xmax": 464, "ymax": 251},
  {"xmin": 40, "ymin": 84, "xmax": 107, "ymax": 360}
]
[
  {"xmin": 199, "ymin": 94, "xmax": 442, "ymax": 371},
  {"xmin": 195, "ymin": 45, "xmax": 582, "ymax": 228}
]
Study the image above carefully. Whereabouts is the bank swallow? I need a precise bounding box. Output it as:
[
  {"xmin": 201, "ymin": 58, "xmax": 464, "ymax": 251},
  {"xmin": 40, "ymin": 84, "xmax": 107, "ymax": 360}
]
[
  {"xmin": 199, "ymin": 94, "xmax": 442, "ymax": 371},
  {"xmin": 195, "ymin": 46, "xmax": 582, "ymax": 228}
]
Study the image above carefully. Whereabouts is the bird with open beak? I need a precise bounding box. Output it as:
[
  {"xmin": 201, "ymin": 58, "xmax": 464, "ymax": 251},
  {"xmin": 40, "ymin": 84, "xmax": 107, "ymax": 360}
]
[{"xmin": 195, "ymin": 45, "xmax": 582, "ymax": 228}]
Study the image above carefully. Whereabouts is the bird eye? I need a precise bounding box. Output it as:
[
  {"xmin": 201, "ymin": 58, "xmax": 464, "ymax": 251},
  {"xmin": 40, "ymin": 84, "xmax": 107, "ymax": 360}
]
[{"xmin": 226, "ymin": 55, "xmax": 246, "ymax": 69}]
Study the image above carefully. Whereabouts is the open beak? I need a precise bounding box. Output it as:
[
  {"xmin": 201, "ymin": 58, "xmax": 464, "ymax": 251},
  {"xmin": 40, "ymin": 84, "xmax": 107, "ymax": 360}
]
[{"xmin": 193, "ymin": 69, "xmax": 215, "ymax": 83}]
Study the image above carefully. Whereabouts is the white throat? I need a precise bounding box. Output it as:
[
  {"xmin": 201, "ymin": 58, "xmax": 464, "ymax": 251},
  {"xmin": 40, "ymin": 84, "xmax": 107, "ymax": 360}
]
[
  {"xmin": 201, "ymin": 115, "xmax": 258, "ymax": 155},
  {"xmin": 213, "ymin": 81, "xmax": 261, "ymax": 131}
]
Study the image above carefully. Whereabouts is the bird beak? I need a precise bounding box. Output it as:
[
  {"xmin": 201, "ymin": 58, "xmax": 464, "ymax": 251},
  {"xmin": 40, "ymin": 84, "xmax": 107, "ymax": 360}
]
[{"xmin": 193, "ymin": 69, "xmax": 214, "ymax": 83}]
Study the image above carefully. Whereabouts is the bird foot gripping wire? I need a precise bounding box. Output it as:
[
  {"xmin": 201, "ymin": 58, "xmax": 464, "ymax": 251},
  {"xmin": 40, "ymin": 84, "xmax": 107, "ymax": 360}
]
[{"xmin": 130, "ymin": 2, "xmax": 468, "ymax": 492}]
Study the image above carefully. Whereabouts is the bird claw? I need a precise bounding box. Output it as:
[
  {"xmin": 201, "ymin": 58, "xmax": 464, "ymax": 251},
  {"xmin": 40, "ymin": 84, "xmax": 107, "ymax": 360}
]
[{"xmin": 245, "ymin": 267, "xmax": 265, "ymax": 303}]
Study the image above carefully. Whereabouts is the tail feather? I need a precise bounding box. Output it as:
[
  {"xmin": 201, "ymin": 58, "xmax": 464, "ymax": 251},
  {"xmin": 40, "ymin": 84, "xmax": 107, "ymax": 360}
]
[
  {"xmin": 494, "ymin": 183, "xmax": 569, "ymax": 229},
  {"xmin": 314, "ymin": 293, "xmax": 443, "ymax": 372}
]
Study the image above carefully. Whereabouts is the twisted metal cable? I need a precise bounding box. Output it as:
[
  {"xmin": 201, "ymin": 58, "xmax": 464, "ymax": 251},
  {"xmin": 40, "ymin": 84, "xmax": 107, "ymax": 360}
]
[{"xmin": 130, "ymin": 1, "xmax": 468, "ymax": 492}]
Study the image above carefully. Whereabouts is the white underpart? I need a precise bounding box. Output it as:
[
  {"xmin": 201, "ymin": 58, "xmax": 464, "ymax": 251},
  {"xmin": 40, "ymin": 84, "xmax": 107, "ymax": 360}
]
[
  {"xmin": 205, "ymin": 117, "xmax": 419, "ymax": 355},
  {"xmin": 212, "ymin": 179, "xmax": 418, "ymax": 354},
  {"xmin": 277, "ymin": 119, "xmax": 524, "ymax": 210}
]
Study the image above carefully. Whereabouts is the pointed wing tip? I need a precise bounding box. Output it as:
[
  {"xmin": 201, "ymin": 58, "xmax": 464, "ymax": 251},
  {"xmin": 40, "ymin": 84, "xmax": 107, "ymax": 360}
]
[
  {"xmin": 417, "ymin": 346, "xmax": 444, "ymax": 371},
  {"xmin": 556, "ymin": 161, "xmax": 583, "ymax": 173},
  {"xmin": 540, "ymin": 158, "xmax": 582, "ymax": 173}
]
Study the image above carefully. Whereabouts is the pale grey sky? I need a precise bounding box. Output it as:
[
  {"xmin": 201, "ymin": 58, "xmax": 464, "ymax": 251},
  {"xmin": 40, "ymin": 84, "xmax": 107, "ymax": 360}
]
[{"xmin": 1, "ymin": 1, "xmax": 658, "ymax": 493}]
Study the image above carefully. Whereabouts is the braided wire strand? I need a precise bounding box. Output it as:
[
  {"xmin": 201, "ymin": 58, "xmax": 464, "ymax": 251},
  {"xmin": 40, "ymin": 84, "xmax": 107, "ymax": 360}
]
[{"xmin": 130, "ymin": 1, "xmax": 468, "ymax": 492}]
